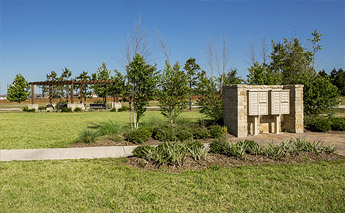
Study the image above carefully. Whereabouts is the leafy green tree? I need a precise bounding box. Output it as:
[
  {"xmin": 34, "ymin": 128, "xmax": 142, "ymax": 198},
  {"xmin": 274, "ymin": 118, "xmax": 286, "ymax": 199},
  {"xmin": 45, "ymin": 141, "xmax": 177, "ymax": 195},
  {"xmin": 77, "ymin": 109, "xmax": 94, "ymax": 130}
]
[
  {"xmin": 75, "ymin": 71, "xmax": 92, "ymax": 103},
  {"xmin": 247, "ymin": 62, "xmax": 281, "ymax": 85},
  {"xmin": 59, "ymin": 67, "xmax": 72, "ymax": 100},
  {"xmin": 158, "ymin": 61, "xmax": 190, "ymax": 124},
  {"xmin": 267, "ymin": 30, "xmax": 339, "ymax": 115},
  {"xmin": 318, "ymin": 70, "xmax": 329, "ymax": 78},
  {"xmin": 330, "ymin": 68, "xmax": 345, "ymax": 96},
  {"xmin": 196, "ymin": 71, "xmax": 223, "ymax": 123},
  {"xmin": 7, "ymin": 73, "xmax": 31, "ymax": 103},
  {"xmin": 126, "ymin": 54, "xmax": 159, "ymax": 128},
  {"xmin": 222, "ymin": 69, "xmax": 244, "ymax": 85},
  {"xmin": 184, "ymin": 58, "xmax": 201, "ymax": 110},
  {"xmin": 110, "ymin": 70, "xmax": 126, "ymax": 102},
  {"xmin": 304, "ymin": 74, "xmax": 339, "ymax": 115},
  {"xmin": 91, "ymin": 62, "xmax": 111, "ymax": 103}
]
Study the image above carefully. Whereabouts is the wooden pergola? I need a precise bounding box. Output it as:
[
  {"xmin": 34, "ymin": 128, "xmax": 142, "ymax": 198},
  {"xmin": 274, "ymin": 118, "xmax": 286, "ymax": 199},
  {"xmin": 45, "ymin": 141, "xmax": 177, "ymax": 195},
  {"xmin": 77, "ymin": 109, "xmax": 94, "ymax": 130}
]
[{"xmin": 29, "ymin": 80, "xmax": 116, "ymax": 104}]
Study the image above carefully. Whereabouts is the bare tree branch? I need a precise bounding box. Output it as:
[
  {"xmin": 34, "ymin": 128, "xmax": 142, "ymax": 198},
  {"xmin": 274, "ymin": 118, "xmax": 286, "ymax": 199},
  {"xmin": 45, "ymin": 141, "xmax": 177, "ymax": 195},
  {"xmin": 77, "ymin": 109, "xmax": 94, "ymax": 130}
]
[
  {"xmin": 156, "ymin": 30, "xmax": 170, "ymax": 64},
  {"xmin": 261, "ymin": 33, "xmax": 269, "ymax": 65},
  {"xmin": 248, "ymin": 36, "xmax": 257, "ymax": 66}
]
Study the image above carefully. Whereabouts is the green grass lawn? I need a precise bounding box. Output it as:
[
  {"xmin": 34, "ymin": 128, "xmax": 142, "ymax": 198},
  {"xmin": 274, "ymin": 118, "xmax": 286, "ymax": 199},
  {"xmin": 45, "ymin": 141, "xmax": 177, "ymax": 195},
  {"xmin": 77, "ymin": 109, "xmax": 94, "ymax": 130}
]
[
  {"xmin": 0, "ymin": 111, "xmax": 204, "ymax": 149},
  {"xmin": 0, "ymin": 157, "xmax": 344, "ymax": 212}
]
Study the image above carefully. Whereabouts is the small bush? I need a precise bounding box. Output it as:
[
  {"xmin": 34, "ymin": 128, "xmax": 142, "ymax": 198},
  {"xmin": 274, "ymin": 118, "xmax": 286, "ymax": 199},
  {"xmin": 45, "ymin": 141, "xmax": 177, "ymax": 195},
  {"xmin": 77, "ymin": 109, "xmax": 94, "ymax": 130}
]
[
  {"xmin": 38, "ymin": 106, "xmax": 46, "ymax": 111},
  {"xmin": 22, "ymin": 106, "xmax": 29, "ymax": 112},
  {"xmin": 209, "ymin": 125, "xmax": 226, "ymax": 138},
  {"xmin": 74, "ymin": 107, "xmax": 82, "ymax": 112},
  {"xmin": 262, "ymin": 142, "xmax": 284, "ymax": 159},
  {"xmin": 93, "ymin": 100, "xmax": 105, "ymax": 104},
  {"xmin": 152, "ymin": 126, "xmax": 177, "ymax": 142},
  {"xmin": 118, "ymin": 106, "xmax": 130, "ymax": 112},
  {"xmin": 152, "ymin": 143, "xmax": 188, "ymax": 166},
  {"xmin": 309, "ymin": 117, "xmax": 331, "ymax": 132},
  {"xmin": 133, "ymin": 145, "xmax": 155, "ymax": 158},
  {"xmin": 78, "ymin": 129, "xmax": 99, "ymax": 143},
  {"xmin": 175, "ymin": 127, "xmax": 193, "ymax": 142},
  {"xmin": 110, "ymin": 107, "xmax": 116, "ymax": 112},
  {"xmin": 125, "ymin": 128, "xmax": 152, "ymax": 144},
  {"xmin": 60, "ymin": 107, "xmax": 72, "ymax": 112},
  {"xmin": 226, "ymin": 143, "xmax": 246, "ymax": 158},
  {"xmin": 330, "ymin": 117, "xmax": 345, "ymax": 131},
  {"xmin": 192, "ymin": 126, "xmax": 210, "ymax": 140},
  {"xmin": 23, "ymin": 107, "xmax": 35, "ymax": 112},
  {"xmin": 209, "ymin": 138, "xmax": 229, "ymax": 155}
]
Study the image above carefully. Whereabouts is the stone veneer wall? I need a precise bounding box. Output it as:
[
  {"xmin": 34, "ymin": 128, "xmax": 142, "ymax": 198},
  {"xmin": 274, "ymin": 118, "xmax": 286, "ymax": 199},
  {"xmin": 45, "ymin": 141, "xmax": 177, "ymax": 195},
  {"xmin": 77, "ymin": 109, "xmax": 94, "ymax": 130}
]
[{"xmin": 223, "ymin": 84, "xmax": 304, "ymax": 137}]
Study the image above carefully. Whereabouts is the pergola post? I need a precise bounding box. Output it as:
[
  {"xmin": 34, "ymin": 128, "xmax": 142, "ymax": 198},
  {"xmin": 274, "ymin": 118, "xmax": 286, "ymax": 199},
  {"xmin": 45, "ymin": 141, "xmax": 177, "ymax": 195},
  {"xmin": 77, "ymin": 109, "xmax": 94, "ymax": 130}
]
[
  {"xmin": 31, "ymin": 84, "xmax": 35, "ymax": 104},
  {"xmin": 71, "ymin": 83, "xmax": 74, "ymax": 104},
  {"xmin": 49, "ymin": 85, "xmax": 53, "ymax": 104}
]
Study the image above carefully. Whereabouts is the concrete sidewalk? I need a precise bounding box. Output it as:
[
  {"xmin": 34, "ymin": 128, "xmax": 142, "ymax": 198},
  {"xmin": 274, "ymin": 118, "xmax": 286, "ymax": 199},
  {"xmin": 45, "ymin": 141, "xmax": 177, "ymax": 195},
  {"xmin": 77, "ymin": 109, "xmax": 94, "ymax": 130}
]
[{"xmin": 0, "ymin": 146, "xmax": 137, "ymax": 162}]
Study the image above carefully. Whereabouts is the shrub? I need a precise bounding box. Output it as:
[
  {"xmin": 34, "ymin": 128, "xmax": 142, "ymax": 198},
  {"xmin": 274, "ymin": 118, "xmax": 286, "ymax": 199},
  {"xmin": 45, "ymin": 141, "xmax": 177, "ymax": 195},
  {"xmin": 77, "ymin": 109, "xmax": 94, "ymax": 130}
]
[
  {"xmin": 226, "ymin": 143, "xmax": 246, "ymax": 158},
  {"xmin": 330, "ymin": 117, "xmax": 345, "ymax": 131},
  {"xmin": 110, "ymin": 107, "xmax": 116, "ymax": 112},
  {"xmin": 192, "ymin": 126, "xmax": 210, "ymax": 140},
  {"xmin": 309, "ymin": 117, "xmax": 331, "ymax": 132},
  {"xmin": 38, "ymin": 106, "xmax": 46, "ymax": 111},
  {"xmin": 262, "ymin": 142, "xmax": 284, "ymax": 159},
  {"xmin": 152, "ymin": 126, "xmax": 177, "ymax": 142},
  {"xmin": 175, "ymin": 127, "xmax": 193, "ymax": 142},
  {"xmin": 151, "ymin": 143, "xmax": 188, "ymax": 166},
  {"xmin": 209, "ymin": 138, "xmax": 229, "ymax": 154},
  {"xmin": 132, "ymin": 145, "xmax": 155, "ymax": 158},
  {"xmin": 78, "ymin": 129, "xmax": 99, "ymax": 143},
  {"xmin": 209, "ymin": 125, "xmax": 226, "ymax": 138},
  {"xmin": 74, "ymin": 107, "xmax": 82, "ymax": 112},
  {"xmin": 60, "ymin": 107, "xmax": 72, "ymax": 112},
  {"xmin": 93, "ymin": 100, "xmax": 105, "ymax": 104},
  {"xmin": 118, "ymin": 106, "xmax": 130, "ymax": 112},
  {"xmin": 125, "ymin": 128, "xmax": 152, "ymax": 144},
  {"xmin": 22, "ymin": 106, "xmax": 28, "ymax": 112},
  {"xmin": 23, "ymin": 107, "xmax": 35, "ymax": 112}
]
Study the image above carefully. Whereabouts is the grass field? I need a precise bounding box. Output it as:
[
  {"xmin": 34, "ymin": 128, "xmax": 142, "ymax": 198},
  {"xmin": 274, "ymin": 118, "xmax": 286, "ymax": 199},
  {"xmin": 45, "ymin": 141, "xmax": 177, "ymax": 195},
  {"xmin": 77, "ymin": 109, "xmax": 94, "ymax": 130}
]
[
  {"xmin": 0, "ymin": 111, "xmax": 204, "ymax": 149},
  {"xmin": 0, "ymin": 157, "xmax": 344, "ymax": 212}
]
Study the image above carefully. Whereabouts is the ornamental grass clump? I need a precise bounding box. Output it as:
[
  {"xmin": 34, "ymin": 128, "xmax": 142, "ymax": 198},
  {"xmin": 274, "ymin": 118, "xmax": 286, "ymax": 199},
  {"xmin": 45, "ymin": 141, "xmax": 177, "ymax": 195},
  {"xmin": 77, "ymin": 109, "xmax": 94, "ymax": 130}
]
[
  {"xmin": 97, "ymin": 121, "xmax": 124, "ymax": 136},
  {"xmin": 78, "ymin": 129, "xmax": 99, "ymax": 144}
]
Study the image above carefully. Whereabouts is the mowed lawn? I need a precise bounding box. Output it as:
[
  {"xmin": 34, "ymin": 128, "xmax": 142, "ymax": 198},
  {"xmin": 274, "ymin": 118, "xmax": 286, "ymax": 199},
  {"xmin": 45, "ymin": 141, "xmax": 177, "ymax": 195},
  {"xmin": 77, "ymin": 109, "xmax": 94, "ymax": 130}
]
[
  {"xmin": 0, "ymin": 111, "xmax": 203, "ymax": 149},
  {"xmin": 0, "ymin": 157, "xmax": 344, "ymax": 212}
]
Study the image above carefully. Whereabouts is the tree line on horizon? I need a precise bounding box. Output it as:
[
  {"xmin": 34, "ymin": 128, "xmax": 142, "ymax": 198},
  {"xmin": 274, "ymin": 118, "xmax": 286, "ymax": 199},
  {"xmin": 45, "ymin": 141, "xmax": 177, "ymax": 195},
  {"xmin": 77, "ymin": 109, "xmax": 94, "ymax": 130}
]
[{"xmin": 7, "ymin": 29, "xmax": 344, "ymax": 128}]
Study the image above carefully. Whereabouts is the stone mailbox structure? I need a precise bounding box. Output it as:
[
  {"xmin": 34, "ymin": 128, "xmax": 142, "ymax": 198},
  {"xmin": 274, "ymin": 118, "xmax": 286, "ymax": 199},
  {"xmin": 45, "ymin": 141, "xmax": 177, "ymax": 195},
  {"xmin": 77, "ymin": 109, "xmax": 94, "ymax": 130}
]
[{"xmin": 223, "ymin": 85, "xmax": 304, "ymax": 137}]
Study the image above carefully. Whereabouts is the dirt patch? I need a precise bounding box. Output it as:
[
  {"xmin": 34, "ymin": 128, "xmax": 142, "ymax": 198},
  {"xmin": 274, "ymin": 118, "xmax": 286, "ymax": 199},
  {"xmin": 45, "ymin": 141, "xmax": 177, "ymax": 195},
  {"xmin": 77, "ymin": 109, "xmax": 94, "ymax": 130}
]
[
  {"xmin": 69, "ymin": 138, "xmax": 163, "ymax": 148},
  {"xmin": 127, "ymin": 152, "xmax": 342, "ymax": 171}
]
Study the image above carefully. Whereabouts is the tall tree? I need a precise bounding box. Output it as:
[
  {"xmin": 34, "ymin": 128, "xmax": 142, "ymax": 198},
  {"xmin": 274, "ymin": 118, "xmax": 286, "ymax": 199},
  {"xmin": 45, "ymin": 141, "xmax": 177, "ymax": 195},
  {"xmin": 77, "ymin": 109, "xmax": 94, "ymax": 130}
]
[
  {"xmin": 222, "ymin": 69, "xmax": 244, "ymax": 85},
  {"xmin": 110, "ymin": 70, "xmax": 125, "ymax": 102},
  {"xmin": 247, "ymin": 62, "xmax": 281, "ymax": 85},
  {"xmin": 158, "ymin": 61, "xmax": 190, "ymax": 124},
  {"xmin": 92, "ymin": 62, "xmax": 111, "ymax": 103},
  {"xmin": 184, "ymin": 58, "xmax": 201, "ymax": 111},
  {"xmin": 7, "ymin": 73, "xmax": 30, "ymax": 103},
  {"xmin": 126, "ymin": 54, "xmax": 159, "ymax": 129},
  {"xmin": 75, "ymin": 71, "xmax": 92, "ymax": 104},
  {"xmin": 196, "ymin": 71, "xmax": 223, "ymax": 123},
  {"xmin": 330, "ymin": 68, "xmax": 345, "ymax": 96}
]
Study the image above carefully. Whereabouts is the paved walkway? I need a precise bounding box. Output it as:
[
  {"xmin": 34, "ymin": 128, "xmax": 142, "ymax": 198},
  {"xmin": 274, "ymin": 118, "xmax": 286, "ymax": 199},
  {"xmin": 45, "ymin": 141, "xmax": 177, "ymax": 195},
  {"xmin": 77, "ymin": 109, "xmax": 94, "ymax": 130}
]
[
  {"xmin": 0, "ymin": 132, "xmax": 344, "ymax": 162},
  {"xmin": 0, "ymin": 146, "xmax": 137, "ymax": 162}
]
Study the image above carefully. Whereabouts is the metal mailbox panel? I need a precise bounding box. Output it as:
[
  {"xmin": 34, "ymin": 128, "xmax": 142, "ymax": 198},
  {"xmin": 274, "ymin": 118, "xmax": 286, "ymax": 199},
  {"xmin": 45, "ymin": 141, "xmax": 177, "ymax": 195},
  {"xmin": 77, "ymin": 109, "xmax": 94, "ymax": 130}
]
[{"xmin": 249, "ymin": 90, "xmax": 268, "ymax": 116}]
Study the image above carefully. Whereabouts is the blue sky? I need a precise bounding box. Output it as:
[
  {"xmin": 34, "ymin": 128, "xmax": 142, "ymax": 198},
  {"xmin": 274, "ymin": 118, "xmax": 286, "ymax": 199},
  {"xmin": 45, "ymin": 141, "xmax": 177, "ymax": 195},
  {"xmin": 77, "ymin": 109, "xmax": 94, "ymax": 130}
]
[{"xmin": 0, "ymin": 0, "xmax": 344, "ymax": 94}]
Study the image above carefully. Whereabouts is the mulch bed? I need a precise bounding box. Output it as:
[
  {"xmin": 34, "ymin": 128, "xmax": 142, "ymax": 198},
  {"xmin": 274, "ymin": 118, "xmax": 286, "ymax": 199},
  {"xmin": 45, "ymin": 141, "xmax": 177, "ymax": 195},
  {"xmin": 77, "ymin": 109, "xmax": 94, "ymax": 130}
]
[
  {"xmin": 127, "ymin": 152, "xmax": 342, "ymax": 171},
  {"xmin": 69, "ymin": 138, "xmax": 163, "ymax": 148}
]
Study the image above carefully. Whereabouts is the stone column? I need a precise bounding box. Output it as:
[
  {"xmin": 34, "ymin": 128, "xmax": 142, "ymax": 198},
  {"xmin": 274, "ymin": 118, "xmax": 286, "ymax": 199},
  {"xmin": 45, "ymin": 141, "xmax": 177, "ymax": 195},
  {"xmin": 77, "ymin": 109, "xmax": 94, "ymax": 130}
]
[{"xmin": 283, "ymin": 85, "xmax": 304, "ymax": 133}]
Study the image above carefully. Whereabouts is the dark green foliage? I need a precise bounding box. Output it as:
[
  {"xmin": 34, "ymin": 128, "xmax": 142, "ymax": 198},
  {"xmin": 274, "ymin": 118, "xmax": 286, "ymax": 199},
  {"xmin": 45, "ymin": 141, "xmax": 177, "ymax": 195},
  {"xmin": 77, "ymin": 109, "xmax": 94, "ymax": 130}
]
[
  {"xmin": 247, "ymin": 62, "xmax": 281, "ymax": 85},
  {"xmin": 74, "ymin": 71, "xmax": 92, "ymax": 103},
  {"xmin": 125, "ymin": 128, "xmax": 152, "ymax": 144},
  {"xmin": 192, "ymin": 126, "xmax": 210, "ymax": 140},
  {"xmin": 22, "ymin": 106, "xmax": 28, "ymax": 112},
  {"xmin": 74, "ymin": 107, "xmax": 82, "ymax": 112},
  {"xmin": 238, "ymin": 140, "xmax": 263, "ymax": 155},
  {"xmin": 23, "ymin": 107, "xmax": 36, "ymax": 112},
  {"xmin": 152, "ymin": 126, "xmax": 177, "ymax": 142},
  {"xmin": 184, "ymin": 58, "xmax": 201, "ymax": 110},
  {"xmin": 209, "ymin": 139, "xmax": 229, "ymax": 155},
  {"xmin": 78, "ymin": 129, "xmax": 99, "ymax": 144},
  {"xmin": 132, "ymin": 145, "xmax": 155, "ymax": 158},
  {"xmin": 209, "ymin": 125, "xmax": 226, "ymax": 138},
  {"xmin": 309, "ymin": 117, "xmax": 331, "ymax": 132},
  {"xmin": 330, "ymin": 68, "xmax": 345, "ymax": 96},
  {"xmin": 7, "ymin": 73, "xmax": 31, "ymax": 103},
  {"xmin": 175, "ymin": 127, "xmax": 193, "ymax": 142},
  {"xmin": 38, "ymin": 106, "xmax": 46, "ymax": 111},
  {"xmin": 60, "ymin": 107, "xmax": 72, "ymax": 113},
  {"xmin": 330, "ymin": 117, "xmax": 345, "ymax": 131}
]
